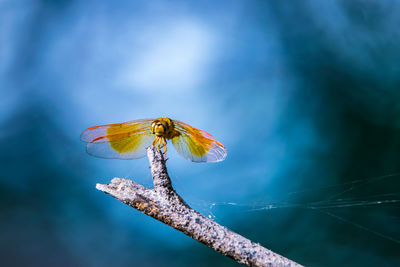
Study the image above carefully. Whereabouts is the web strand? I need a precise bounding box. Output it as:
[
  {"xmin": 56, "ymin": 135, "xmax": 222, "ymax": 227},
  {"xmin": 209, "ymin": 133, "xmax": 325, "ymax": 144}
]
[{"xmin": 207, "ymin": 173, "xmax": 400, "ymax": 245}]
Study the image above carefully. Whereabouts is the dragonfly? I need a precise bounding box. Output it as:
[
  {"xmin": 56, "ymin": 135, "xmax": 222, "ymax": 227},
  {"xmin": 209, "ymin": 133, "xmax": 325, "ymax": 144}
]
[{"xmin": 80, "ymin": 118, "xmax": 227, "ymax": 163}]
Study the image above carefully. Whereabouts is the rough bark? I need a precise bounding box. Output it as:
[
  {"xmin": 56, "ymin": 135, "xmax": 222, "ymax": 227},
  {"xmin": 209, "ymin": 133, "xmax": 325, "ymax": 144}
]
[{"xmin": 96, "ymin": 146, "xmax": 302, "ymax": 267}]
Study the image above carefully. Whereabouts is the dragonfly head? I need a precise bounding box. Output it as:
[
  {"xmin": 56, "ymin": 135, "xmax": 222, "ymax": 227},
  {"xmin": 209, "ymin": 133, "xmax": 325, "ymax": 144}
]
[{"xmin": 151, "ymin": 118, "xmax": 174, "ymax": 137}]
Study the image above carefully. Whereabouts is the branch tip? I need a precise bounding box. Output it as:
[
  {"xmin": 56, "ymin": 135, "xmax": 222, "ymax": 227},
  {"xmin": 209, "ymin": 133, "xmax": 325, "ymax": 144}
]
[{"xmin": 95, "ymin": 183, "xmax": 108, "ymax": 192}]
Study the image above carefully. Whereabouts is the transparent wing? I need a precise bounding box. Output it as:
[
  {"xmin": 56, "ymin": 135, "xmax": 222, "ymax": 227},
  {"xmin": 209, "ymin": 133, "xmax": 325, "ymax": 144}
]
[
  {"xmin": 172, "ymin": 120, "xmax": 227, "ymax": 163},
  {"xmin": 80, "ymin": 119, "xmax": 155, "ymax": 159}
]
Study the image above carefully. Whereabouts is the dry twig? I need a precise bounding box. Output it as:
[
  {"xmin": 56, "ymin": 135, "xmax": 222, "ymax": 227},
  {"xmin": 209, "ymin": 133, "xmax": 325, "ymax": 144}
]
[{"xmin": 96, "ymin": 147, "xmax": 302, "ymax": 267}]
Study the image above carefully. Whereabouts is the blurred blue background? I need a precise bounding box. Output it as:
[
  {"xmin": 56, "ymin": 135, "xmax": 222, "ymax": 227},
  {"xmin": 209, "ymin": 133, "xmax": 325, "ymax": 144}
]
[{"xmin": 1, "ymin": 0, "xmax": 400, "ymax": 266}]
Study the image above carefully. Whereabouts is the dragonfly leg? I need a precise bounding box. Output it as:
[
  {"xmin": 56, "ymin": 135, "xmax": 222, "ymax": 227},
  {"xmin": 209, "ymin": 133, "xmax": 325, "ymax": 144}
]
[
  {"xmin": 152, "ymin": 137, "xmax": 158, "ymax": 147},
  {"xmin": 158, "ymin": 138, "xmax": 163, "ymax": 150},
  {"xmin": 153, "ymin": 137, "xmax": 163, "ymax": 151},
  {"xmin": 152, "ymin": 137, "xmax": 167, "ymax": 160}
]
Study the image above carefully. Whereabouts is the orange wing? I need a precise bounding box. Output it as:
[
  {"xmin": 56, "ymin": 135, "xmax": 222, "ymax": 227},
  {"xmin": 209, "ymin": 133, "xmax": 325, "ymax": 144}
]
[
  {"xmin": 80, "ymin": 119, "xmax": 155, "ymax": 159},
  {"xmin": 172, "ymin": 120, "xmax": 227, "ymax": 163}
]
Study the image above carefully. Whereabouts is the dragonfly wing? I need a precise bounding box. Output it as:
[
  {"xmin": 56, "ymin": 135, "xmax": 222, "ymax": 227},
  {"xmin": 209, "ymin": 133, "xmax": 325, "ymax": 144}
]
[
  {"xmin": 172, "ymin": 120, "xmax": 227, "ymax": 163},
  {"xmin": 81, "ymin": 119, "xmax": 155, "ymax": 159},
  {"xmin": 80, "ymin": 119, "xmax": 153, "ymax": 142}
]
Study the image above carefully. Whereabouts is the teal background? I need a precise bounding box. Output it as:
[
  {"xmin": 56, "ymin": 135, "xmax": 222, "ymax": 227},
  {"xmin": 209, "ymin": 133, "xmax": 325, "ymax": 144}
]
[{"xmin": 1, "ymin": 1, "xmax": 400, "ymax": 266}]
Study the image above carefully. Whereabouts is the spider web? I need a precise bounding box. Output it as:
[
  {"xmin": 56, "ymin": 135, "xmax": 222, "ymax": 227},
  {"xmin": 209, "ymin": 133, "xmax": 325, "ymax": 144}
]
[{"xmin": 204, "ymin": 173, "xmax": 400, "ymax": 244}]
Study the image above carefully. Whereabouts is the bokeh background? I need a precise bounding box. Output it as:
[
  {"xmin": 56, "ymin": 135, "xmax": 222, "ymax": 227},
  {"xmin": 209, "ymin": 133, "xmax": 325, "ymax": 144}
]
[{"xmin": 1, "ymin": 0, "xmax": 400, "ymax": 266}]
